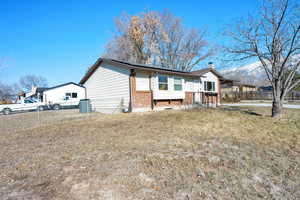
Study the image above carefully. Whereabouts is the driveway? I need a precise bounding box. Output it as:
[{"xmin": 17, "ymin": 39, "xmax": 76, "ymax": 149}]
[{"xmin": 222, "ymin": 103, "xmax": 300, "ymax": 109}]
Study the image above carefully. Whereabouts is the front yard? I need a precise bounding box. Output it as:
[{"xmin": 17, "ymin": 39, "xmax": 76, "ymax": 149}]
[{"xmin": 0, "ymin": 108, "xmax": 299, "ymax": 199}]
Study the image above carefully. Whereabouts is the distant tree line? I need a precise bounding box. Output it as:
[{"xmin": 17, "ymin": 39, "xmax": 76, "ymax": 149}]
[{"xmin": 0, "ymin": 75, "xmax": 48, "ymax": 103}]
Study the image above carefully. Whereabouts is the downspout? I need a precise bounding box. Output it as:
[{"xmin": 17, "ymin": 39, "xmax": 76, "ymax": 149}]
[
  {"xmin": 128, "ymin": 69, "xmax": 135, "ymax": 112},
  {"xmin": 84, "ymin": 85, "xmax": 87, "ymax": 99},
  {"xmin": 217, "ymin": 79, "xmax": 221, "ymax": 106},
  {"xmin": 149, "ymin": 74, "xmax": 154, "ymax": 110}
]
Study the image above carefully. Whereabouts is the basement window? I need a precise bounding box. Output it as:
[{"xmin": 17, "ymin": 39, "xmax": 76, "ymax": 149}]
[
  {"xmin": 158, "ymin": 75, "xmax": 168, "ymax": 90},
  {"xmin": 174, "ymin": 77, "xmax": 182, "ymax": 91},
  {"xmin": 204, "ymin": 81, "xmax": 215, "ymax": 92}
]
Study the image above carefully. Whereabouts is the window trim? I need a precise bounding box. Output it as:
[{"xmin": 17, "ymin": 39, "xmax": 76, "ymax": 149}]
[
  {"xmin": 174, "ymin": 77, "xmax": 183, "ymax": 91},
  {"xmin": 158, "ymin": 75, "xmax": 168, "ymax": 91},
  {"xmin": 66, "ymin": 93, "xmax": 71, "ymax": 97},
  {"xmin": 24, "ymin": 99, "xmax": 34, "ymax": 103},
  {"xmin": 71, "ymin": 92, "xmax": 78, "ymax": 98},
  {"xmin": 204, "ymin": 81, "xmax": 216, "ymax": 92}
]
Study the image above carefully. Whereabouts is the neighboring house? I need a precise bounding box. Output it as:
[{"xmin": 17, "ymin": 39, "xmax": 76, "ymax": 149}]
[
  {"xmin": 21, "ymin": 87, "xmax": 49, "ymax": 102},
  {"xmin": 239, "ymin": 84, "xmax": 258, "ymax": 92},
  {"xmin": 22, "ymin": 82, "xmax": 86, "ymax": 108},
  {"xmin": 222, "ymin": 82, "xmax": 258, "ymax": 94},
  {"xmin": 79, "ymin": 58, "xmax": 229, "ymax": 114}
]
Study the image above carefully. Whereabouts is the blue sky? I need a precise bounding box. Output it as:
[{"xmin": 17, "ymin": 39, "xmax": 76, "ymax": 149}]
[{"xmin": 0, "ymin": 0, "xmax": 258, "ymax": 86}]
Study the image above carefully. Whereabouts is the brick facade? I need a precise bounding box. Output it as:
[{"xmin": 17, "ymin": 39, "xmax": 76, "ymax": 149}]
[
  {"xmin": 134, "ymin": 91, "xmax": 152, "ymax": 108},
  {"xmin": 134, "ymin": 90, "xmax": 195, "ymax": 108},
  {"xmin": 154, "ymin": 99, "xmax": 183, "ymax": 107},
  {"xmin": 203, "ymin": 93, "xmax": 218, "ymax": 105},
  {"xmin": 183, "ymin": 92, "xmax": 194, "ymax": 105}
]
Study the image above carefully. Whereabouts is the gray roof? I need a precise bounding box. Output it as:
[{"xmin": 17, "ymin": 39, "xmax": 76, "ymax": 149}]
[
  {"xmin": 43, "ymin": 82, "xmax": 85, "ymax": 92},
  {"xmin": 80, "ymin": 58, "xmax": 205, "ymax": 84},
  {"xmin": 36, "ymin": 87, "xmax": 49, "ymax": 93},
  {"xmin": 79, "ymin": 57, "xmax": 237, "ymax": 85}
]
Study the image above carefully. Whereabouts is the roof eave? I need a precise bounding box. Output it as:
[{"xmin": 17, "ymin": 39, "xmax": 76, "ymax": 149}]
[
  {"xmin": 107, "ymin": 59, "xmax": 204, "ymax": 78},
  {"xmin": 79, "ymin": 58, "xmax": 104, "ymax": 84},
  {"xmin": 79, "ymin": 58, "xmax": 204, "ymax": 84}
]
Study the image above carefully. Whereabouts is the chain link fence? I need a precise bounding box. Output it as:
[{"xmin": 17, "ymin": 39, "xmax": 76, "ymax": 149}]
[{"xmin": 222, "ymin": 90, "xmax": 300, "ymax": 102}]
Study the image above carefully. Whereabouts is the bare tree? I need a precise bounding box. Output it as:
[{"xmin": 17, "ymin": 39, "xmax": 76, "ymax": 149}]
[
  {"xmin": 0, "ymin": 82, "xmax": 18, "ymax": 102},
  {"xmin": 225, "ymin": 0, "xmax": 300, "ymax": 117},
  {"xmin": 104, "ymin": 10, "xmax": 213, "ymax": 71},
  {"xmin": 19, "ymin": 75, "xmax": 48, "ymax": 92}
]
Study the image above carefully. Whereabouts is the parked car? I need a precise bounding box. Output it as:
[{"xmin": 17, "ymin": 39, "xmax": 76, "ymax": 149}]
[
  {"xmin": 46, "ymin": 95, "xmax": 82, "ymax": 110},
  {"xmin": 0, "ymin": 99, "xmax": 44, "ymax": 115}
]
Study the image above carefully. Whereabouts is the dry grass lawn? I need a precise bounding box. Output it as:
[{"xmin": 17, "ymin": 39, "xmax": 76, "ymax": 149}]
[{"xmin": 0, "ymin": 107, "xmax": 299, "ymax": 200}]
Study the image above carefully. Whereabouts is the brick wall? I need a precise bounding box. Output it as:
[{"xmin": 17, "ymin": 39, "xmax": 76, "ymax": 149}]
[
  {"xmin": 184, "ymin": 92, "xmax": 194, "ymax": 105},
  {"xmin": 130, "ymin": 73, "xmax": 152, "ymax": 109},
  {"xmin": 134, "ymin": 91, "xmax": 152, "ymax": 108},
  {"xmin": 203, "ymin": 94, "xmax": 218, "ymax": 104},
  {"xmin": 154, "ymin": 99, "xmax": 183, "ymax": 107},
  {"xmin": 154, "ymin": 92, "xmax": 194, "ymax": 107}
]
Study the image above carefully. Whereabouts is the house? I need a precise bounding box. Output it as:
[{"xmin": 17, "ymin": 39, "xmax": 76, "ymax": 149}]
[
  {"xmin": 23, "ymin": 82, "xmax": 86, "ymax": 107},
  {"xmin": 221, "ymin": 82, "xmax": 258, "ymax": 100},
  {"xmin": 221, "ymin": 82, "xmax": 258, "ymax": 94},
  {"xmin": 21, "ymin": 87, "xmax": 49, "ymax": 102},
  {"xmin": 79, "ymin": 58, "xmax": 229, "ymax": 114}
]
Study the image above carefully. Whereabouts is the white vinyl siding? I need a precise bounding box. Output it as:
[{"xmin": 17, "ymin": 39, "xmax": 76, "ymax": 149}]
[
  {"xmin": 185, "ymin": 78, "xmax": 201, "ymax": 92},
  {"xmin": 136, "ymin": 72, "xmax": 150, "ymax": 91},
  {"xmin": 83, "ymin": 64, "xmax": 130, "ymax": 114},
  {"xmin": 194, "ymin": 80, "xmax": 201, "ymax": 92},
  {"xmin": 185, "ymin": 79, "xmax": 194, "ymax": 92}
]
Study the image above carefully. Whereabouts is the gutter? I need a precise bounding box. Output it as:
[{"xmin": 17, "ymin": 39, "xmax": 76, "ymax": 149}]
[
  {"xmin": 128, "ymin": 69, "xmax": 135, "ymax": 112},
  {"xmin": 149, "ymin": 73, "xmax": 154, "ymax": 110}
]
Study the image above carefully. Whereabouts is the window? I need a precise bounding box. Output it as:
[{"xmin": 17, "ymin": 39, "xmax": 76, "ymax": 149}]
[
  {"xmin": 158, "ymin": 75, "xmax": 168, "ymax": 90},
  {"xmin": 204, "ymin": 81, "xmax": 215, "ymax": 92},
  {"xmin": 24, "ymin": 99, "xmax": 33, "ymax": 103},
  {"xmin": 66, "ymin": 93, "xmax": 71, "ymax": 97},
  {"xmin": 174, "ymin": 77, "xmax": 182, "ymax": 91},
  {"xmin": 72, "ymin": 93, "xmax": 77, "ymax": 98}
]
